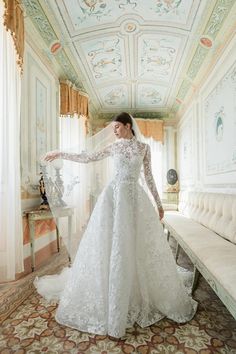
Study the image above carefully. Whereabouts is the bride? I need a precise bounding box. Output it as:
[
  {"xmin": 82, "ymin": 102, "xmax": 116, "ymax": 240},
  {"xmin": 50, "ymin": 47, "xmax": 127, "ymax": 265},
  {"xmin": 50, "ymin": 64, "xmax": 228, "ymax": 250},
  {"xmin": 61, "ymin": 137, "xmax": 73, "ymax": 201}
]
[{"xmin": 35, "ymin": 112, "xmax": 197, "ymax": 338}]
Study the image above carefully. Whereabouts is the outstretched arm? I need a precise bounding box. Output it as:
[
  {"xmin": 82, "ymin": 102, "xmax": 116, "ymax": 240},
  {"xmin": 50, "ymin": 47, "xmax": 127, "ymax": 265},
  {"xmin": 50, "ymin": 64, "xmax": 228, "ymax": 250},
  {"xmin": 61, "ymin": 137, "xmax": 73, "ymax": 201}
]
[
  {"xmin": 44, "ymin": 144, "xmax": 112, "ymax": 163},
  {"xmin": 143, "ymin": 144, "xmax": 164, "ymax": 219}
]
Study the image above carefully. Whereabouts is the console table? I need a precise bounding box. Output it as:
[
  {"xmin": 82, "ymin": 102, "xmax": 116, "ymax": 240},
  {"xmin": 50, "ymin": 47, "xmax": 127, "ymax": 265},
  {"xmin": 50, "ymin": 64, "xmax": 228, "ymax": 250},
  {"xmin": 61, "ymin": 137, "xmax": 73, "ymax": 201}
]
[
  {"xmin": 162, "ymin": 191, "xmax": 179, "ymax": 211},
  {"xmin": 23, "ymin": 207, "xmax": 74, "ymax": 271}
]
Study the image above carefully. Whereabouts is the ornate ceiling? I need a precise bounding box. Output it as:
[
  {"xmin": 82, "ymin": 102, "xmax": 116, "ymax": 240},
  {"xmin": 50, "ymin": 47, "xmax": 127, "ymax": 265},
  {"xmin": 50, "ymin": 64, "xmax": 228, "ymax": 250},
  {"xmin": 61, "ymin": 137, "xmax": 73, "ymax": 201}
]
[{"xmin": 22, "ymin": 0, "xmax": 236, "ymax": 120}]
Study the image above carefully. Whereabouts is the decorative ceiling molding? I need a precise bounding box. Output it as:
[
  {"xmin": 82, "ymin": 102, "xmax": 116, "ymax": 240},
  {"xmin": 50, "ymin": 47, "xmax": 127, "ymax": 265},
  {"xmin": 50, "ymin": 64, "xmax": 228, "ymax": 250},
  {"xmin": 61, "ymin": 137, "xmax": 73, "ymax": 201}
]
[
  {"xmin": 22, "ymin": 0, "xmax": 85, "ymax": 90},
  {"xmin": 22, "ymin": 0, "xmax": 236, "ymax": 119},
  {"xmin": 187, "ymin": 0, "xmax": 234, "ymax": 79},
  {"xmin": 173, "ymin": 0, "xmax": 235, "ymax": 113},
  {"xmin": 56, "ymin": 0, "xmax": 197, "ymax": 36},
  {"xmin": 97, "ymin": 111, "xmax": 169, "ymax": 121}
]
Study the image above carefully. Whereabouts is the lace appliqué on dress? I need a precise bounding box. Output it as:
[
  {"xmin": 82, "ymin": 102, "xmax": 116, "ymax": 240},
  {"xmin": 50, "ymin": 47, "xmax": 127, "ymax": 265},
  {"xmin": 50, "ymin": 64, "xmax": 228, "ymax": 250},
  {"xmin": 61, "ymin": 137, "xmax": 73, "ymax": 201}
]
[{"xmin": 35, "ymin": 136, "xmax": 197, "ymax": 338}]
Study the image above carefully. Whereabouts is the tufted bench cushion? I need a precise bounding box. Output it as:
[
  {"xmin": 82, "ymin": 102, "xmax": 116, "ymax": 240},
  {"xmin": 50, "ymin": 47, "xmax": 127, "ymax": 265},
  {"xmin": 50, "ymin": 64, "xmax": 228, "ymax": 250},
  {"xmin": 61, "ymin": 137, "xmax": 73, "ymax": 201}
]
[
  {"xmin": 163, "ymin": 192, "xmax": 236, "ymax": 320},
  {"xmin": 178, "ymin": 192, "xmax": 236, "ymax": 244}
]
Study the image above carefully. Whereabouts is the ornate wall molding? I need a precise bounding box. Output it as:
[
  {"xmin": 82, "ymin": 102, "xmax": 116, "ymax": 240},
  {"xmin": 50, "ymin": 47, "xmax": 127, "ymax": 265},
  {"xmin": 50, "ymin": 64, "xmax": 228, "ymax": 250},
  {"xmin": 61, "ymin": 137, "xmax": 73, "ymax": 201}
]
[{"xmin": 22, "ymin": 0, "xmax": 85, "ymax": 90}]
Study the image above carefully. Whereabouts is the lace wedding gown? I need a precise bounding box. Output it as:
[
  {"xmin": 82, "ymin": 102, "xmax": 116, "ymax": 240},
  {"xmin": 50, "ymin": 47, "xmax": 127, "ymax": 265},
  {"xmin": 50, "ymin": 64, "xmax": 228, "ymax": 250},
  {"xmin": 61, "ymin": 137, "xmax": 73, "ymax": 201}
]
[{"xmin": 35, "ymin": 136, "xmax": 198, "ymax": 338}]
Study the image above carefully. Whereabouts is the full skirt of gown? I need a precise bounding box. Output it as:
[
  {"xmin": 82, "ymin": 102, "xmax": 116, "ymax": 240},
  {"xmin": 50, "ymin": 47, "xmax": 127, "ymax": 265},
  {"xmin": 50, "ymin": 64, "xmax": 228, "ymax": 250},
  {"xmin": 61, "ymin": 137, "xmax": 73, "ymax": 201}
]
[{"xmin": 34, "ymin": 180, "xmax": 198, "ymax": 338}]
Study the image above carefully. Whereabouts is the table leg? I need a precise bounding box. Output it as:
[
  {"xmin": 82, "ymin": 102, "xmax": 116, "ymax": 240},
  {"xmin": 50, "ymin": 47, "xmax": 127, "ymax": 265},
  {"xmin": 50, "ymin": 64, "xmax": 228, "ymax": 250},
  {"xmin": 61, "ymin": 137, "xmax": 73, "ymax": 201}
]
[
  {"xmin": 191, "ymin": 266, "xmax": 200, "ymax": 294},
  {"xmin": 175, "ymin": 243, "xmax": 180, "ymax": 263},
  {"xmin": 55, "ymin": 218, "xmax": 60, "ymax": 252},
  {"xmin": 68, "ymin": 215, "xmax": 72, "ymax": 264},
  {"xmin": 167, "ymin": 230, "xmax": 170, "ymax": 242},
  {"xmin": 29, "ymin": 219, "xmax": 35, "ymax": 272}
]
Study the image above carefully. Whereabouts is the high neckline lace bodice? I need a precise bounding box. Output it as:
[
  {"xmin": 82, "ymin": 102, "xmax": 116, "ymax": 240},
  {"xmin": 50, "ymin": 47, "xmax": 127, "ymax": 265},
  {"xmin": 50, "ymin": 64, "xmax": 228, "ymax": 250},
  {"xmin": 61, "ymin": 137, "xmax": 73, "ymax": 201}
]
[
  {"xmin": 60, "ymin": 139, "xmax": 162, "ymax": 208},
  {"xmin": 117, "ymin": 136, "xmax": 136, "ymax": 143}
]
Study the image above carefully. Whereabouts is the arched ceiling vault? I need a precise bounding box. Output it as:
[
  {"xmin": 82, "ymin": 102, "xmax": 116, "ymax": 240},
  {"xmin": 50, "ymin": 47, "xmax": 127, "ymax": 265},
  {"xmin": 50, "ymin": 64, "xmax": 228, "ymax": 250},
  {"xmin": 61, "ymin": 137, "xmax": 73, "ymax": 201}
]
[{"xmin": 22, "ymin": 0, "xmax": 236, "ymax": 122}]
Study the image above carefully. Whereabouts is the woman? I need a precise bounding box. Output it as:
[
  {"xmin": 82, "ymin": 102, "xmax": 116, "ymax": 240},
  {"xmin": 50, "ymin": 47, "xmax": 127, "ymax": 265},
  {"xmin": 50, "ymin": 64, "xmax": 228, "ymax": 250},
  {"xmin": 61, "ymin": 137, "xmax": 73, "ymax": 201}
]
[{"xmin": 35, "ymin": 112, "xmax": 197, "ymax": 338}]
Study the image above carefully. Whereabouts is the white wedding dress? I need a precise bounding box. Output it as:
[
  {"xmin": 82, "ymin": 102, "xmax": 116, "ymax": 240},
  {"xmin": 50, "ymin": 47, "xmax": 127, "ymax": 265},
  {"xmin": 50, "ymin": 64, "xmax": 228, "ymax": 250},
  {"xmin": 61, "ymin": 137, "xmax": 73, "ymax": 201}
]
[{"xmin": 34, "ymin": 136, "xmax": 198, "ymax": 338}]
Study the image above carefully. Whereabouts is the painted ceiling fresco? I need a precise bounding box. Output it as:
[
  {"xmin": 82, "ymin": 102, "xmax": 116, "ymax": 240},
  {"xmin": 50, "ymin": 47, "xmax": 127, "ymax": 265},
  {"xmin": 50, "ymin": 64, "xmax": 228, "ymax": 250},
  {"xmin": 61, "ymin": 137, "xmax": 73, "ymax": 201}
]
[{"xmin": 22, "ymin": 0, "xmax": 236, "ymax": 119}]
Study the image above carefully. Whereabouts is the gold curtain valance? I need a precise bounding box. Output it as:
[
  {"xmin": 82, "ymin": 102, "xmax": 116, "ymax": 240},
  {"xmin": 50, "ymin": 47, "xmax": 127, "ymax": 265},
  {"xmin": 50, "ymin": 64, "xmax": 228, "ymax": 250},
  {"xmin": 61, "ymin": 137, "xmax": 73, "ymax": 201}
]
[
  {"xmin": 60, "ymin": 82, "xmax": 89, "ymax": 117},
  {"xmin": 3, "ymin": 0, "xmax": 24, "ymax": 70},
  {"xmin": 136, "ymin": 119, "xmax": 164, "ymax": 143}
]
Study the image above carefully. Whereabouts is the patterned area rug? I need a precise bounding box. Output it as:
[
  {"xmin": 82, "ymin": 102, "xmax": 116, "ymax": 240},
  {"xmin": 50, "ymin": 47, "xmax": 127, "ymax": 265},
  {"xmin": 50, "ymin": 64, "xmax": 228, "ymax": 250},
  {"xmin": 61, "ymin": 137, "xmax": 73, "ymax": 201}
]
[
  {"xmin": 0, "ymin": 247, "xmax": 69, "ymax": 325},
  {"xmin": 0, "ymin": 239, "xmax": 236, "ymax": 353}
]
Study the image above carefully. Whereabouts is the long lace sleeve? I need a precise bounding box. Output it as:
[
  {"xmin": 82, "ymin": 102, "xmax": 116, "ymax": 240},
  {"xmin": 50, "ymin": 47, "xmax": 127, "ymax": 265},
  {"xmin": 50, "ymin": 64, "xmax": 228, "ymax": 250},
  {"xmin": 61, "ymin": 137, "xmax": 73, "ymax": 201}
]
[
  {"xmin": 143, "ymin": 144, "xmax": 163, "ymax": 209},
  {"xmin": 60, "ymin": 144, "xmax": 112, "ymax": 163}
]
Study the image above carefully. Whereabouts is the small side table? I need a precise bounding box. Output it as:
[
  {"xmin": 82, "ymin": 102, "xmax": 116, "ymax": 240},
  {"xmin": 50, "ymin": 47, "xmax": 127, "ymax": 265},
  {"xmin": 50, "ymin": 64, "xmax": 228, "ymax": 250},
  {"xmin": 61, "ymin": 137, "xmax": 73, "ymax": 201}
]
[
  {"xmin": 24, "ymin": 207, "xmax": 74, "ymax": 271},
  {"xmin": 162, "ymin": 191, "xmax": 179, "ymax": 210}
]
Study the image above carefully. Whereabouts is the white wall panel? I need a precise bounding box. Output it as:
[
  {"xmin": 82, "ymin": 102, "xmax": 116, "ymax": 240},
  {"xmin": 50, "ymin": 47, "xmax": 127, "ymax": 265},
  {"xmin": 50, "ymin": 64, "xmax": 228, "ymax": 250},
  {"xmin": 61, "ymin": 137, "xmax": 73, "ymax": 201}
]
[{"xmin": 21, "ymin": 42, "xmax": 59, "ymax": 208}]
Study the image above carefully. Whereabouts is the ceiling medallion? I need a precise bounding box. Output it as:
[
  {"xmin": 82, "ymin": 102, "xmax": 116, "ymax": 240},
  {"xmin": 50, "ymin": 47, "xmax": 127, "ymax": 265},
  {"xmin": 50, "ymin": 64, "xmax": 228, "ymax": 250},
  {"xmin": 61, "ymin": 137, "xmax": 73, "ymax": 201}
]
[
  {"xmin": 199, "ymin": 36, "xmax": 213, "ymax": 48},
  {"xmin": 124, "ymin": 22, "xmax": 137, "ymax": 33},
  {"xmin": 120, "ymin": 19, "xmax": 139, "ymax": 35}
]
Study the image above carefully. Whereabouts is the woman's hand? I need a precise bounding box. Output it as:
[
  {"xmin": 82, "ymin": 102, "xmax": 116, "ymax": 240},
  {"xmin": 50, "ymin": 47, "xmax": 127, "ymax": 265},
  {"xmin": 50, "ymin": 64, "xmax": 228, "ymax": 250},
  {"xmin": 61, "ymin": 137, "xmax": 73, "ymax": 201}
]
[
  {"xmin": 44, "ymin": 151, "xmax": 61, "ymax": 162},
  {"xmin": 158, "ymin": 207, "xmax": 164, "ymax": 220}
]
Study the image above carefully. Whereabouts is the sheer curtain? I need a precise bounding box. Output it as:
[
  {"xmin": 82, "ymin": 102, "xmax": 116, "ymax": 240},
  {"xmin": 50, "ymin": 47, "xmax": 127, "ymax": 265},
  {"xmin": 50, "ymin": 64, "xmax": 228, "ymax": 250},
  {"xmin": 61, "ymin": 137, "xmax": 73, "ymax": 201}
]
[
  {"xmin": 59, "ymin": 115, "xmax": 88, "ymax": 242},
  {"xmin": 0, "ymin": 1, "xmax": 24, "ymax": 281}
]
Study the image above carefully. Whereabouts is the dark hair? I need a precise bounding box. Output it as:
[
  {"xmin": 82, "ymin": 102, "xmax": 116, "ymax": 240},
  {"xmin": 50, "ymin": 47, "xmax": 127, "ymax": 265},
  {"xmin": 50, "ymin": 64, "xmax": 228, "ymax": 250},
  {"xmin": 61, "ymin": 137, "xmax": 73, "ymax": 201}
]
[{"xmin": 112, "ymin": 112, "xmax": 135, "ymax": 136}]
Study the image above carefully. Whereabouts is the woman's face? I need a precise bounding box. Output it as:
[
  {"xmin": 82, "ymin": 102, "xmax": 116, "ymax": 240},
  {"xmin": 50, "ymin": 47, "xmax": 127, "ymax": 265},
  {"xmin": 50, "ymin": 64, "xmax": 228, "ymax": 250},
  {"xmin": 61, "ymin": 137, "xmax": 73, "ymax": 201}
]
[{"xmin": 112, "ymin": 121, "xmax": 131, "ymax": 139}]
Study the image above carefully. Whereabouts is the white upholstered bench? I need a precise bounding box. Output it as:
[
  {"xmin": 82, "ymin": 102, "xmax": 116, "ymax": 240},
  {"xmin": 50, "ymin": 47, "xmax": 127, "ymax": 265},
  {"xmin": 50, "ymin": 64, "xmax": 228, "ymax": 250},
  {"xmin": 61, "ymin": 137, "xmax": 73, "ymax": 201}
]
[{"xmin": 163, "ymin": 191, "xmax": 236, "ymax": 320}]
